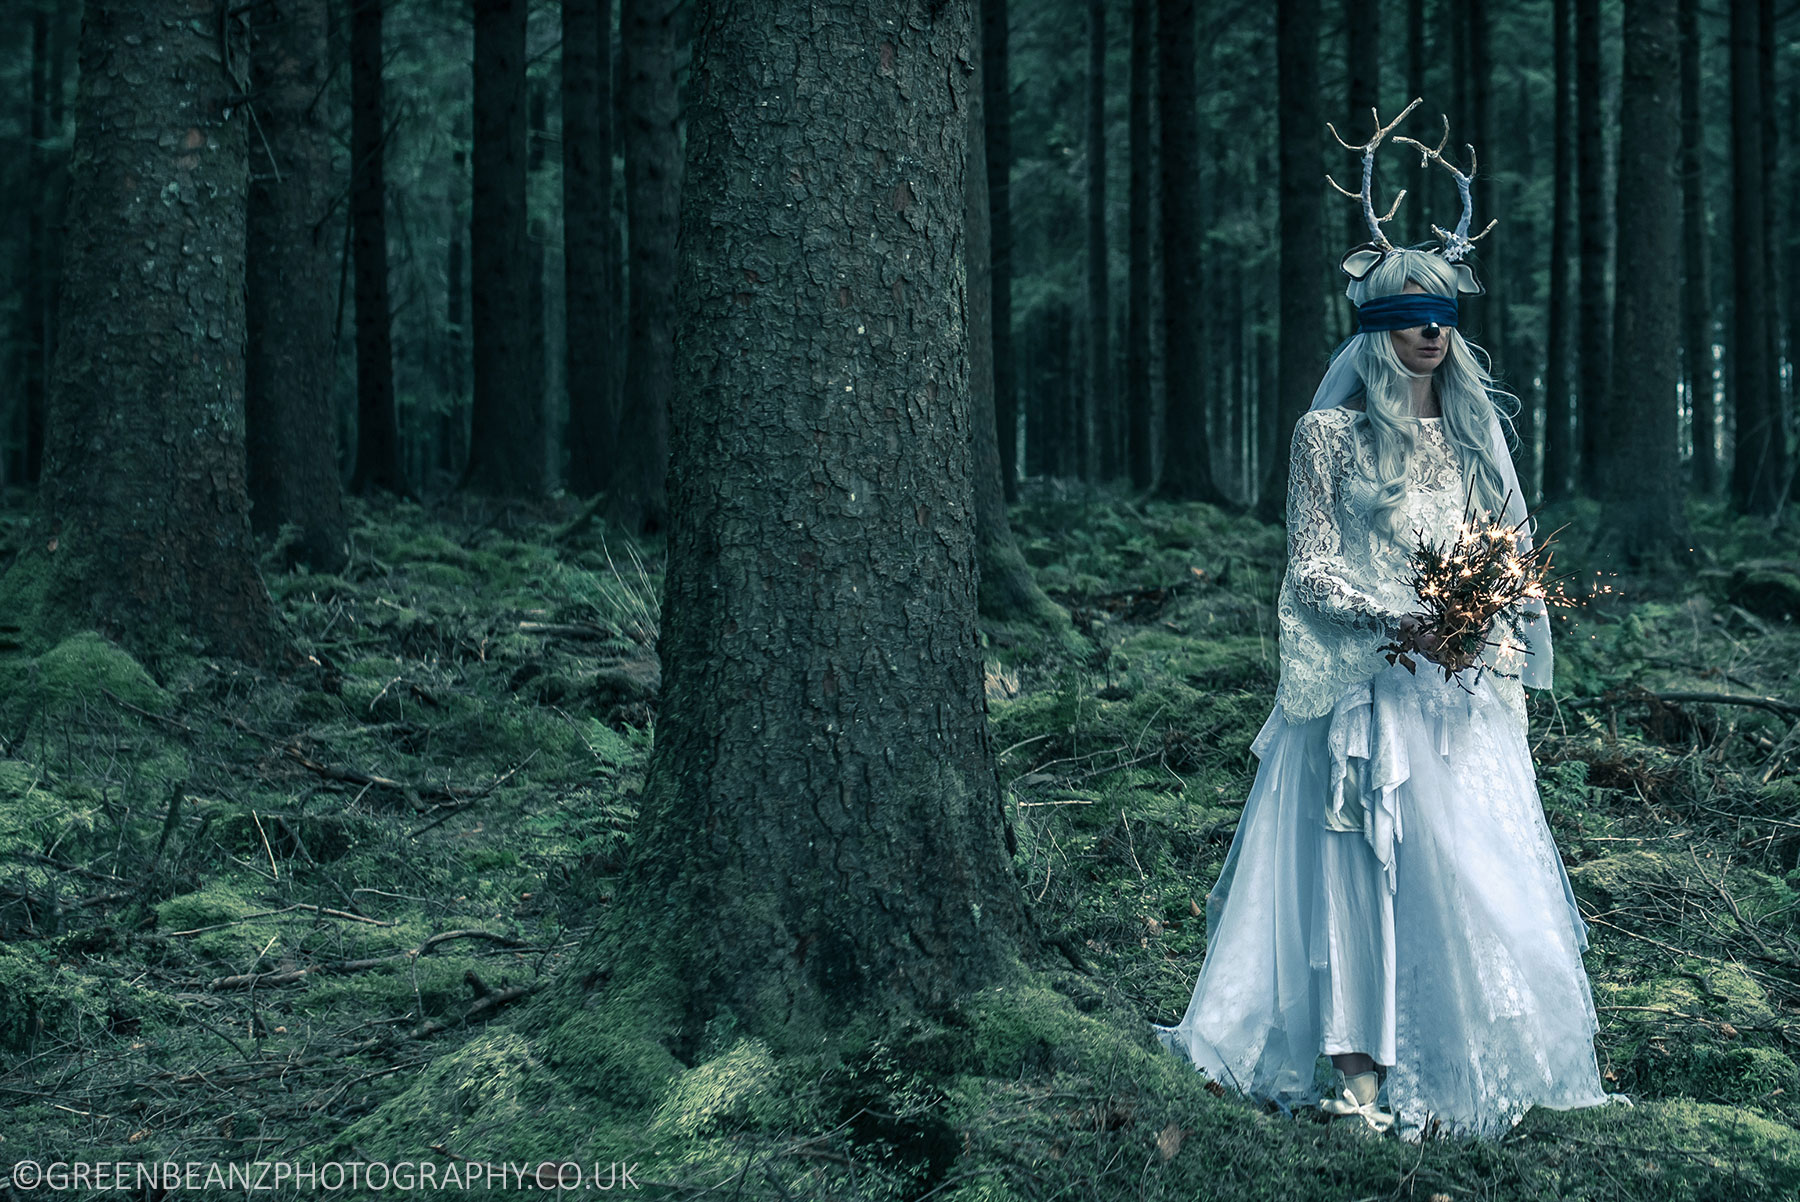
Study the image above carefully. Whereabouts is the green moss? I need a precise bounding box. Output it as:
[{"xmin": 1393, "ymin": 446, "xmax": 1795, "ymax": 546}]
[
  {"xmin": 651, "ymin": 1037, "xmax": 792, "ymax": 1137},
  {"xmin": 1568, "ymin": 849, "xmax": 1681, "ymax": 909},
  {"xmin": 0, "ymin": 760, "xmax": 99, "ymax": 859},
  {"xmin": 0, "ymin": 946, "xmax": 105, "ymax": 1058},
  {"xmin": 538, "ymin": 998, "xmax": 684, "ymax": 1110},
  {"xmin": 154, "ymin": 882, "xmax": 281, "ymax": 965},
  {"xmin": 19, "ymin": 631, "xmax": 170, "ymax": 720}
]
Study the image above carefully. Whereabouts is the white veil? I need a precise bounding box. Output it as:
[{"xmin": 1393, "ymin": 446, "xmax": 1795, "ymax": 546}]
[{"xmin": 1306, "ymin": 320, "xmax": 1554, "ymax": 692}]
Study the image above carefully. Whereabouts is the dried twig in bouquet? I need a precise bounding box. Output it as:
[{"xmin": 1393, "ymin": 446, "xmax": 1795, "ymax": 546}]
[{"xmin": 1378, "ymin": 481, "xmax": 1582, "ymax": 689}]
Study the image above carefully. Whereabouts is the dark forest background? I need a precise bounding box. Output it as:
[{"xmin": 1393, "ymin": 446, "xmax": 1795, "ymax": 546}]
[
  {"xmin": 1, "ymin": 2, "xmax": 1798, "ymax": 1199},
  {"xmin": 2, "ymin": 0, "xmax": 1792, "ymax": 543}
]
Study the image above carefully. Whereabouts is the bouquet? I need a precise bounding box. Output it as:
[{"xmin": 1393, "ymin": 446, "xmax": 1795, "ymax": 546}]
[{"xmin": 1378, "ymin": 484, "xmax": 1579, "ymax": 688}]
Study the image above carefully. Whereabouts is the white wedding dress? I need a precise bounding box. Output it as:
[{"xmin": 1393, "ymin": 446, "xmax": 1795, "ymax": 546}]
[{"xmin": 1154, "ymin": 406, "xmax": 1623, "ymax": 1140}]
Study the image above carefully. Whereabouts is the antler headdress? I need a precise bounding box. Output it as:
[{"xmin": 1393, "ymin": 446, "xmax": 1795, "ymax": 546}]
[{"xmin": 1327, "ymin": 99, "xmax": 1491, "ymax": 295}]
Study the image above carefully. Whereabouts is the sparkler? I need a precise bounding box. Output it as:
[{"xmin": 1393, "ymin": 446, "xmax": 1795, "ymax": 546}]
[{"xmin": 1378, "ymin": 480, "xmax": 1587, "ymax": 690}]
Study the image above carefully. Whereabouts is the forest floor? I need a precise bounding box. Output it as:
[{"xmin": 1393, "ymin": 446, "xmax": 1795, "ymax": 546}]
[{"xmin": 0, "ymin": 485, "xmax": 1798, "ymax": 1200}]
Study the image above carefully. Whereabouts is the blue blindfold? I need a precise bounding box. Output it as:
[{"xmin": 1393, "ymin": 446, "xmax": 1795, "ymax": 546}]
[{"xmin": 1355, "ymin": 293, "xmax": 1459, "ymax": 334}]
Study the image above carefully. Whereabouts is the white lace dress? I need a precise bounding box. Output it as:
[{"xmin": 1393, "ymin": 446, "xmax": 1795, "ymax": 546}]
[{"xmin": 1153, "ymin": 407, "xmax": 1623, "ymax": 1140}]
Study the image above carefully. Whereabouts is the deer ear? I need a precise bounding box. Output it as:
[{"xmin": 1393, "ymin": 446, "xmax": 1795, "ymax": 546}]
[
  {"xmin": 1341, "ymin": 245, "xmax": 1385, "ymax": 280},
  {"xmin": 1453, "ymin": 261, "xmax": 1485, "ymax": 295}
]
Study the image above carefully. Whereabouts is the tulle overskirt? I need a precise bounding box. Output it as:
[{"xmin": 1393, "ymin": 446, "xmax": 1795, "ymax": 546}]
[{"xmin": 1153, "ymin": 664, "xmax": 1626, "ymax": 1139}]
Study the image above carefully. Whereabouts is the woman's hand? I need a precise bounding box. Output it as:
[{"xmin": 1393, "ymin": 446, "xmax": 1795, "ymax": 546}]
[{"xmin": 1394, "ymin": 614, "xmax": 1484, "ymax": 673}]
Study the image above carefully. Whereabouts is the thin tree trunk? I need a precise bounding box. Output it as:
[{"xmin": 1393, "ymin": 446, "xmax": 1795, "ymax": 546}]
[
  {"xmin": 606, "ymin": 0, "xmax": 681, "ymax": 529},
  {"xmin": 1604, "ymin": 0, "xmax": 1683, "ymax": 557},
  {"xmin": 1729, "ymin": 0, "xmax": 1779, "ymax": 513},
  {"xmin": 1344, "ymin": 0, "xmax": 1380, "ymax": 255},
  {"xmin": 1127, "ymin": 0, "xmax": 1154, "ymax": 490},
  {"xmin": 443, "ymin": 122, "xmax": 468, "ymax": 482},
  {"xmin": 1574, "ymin": 0, "xmax": 1610, "ymax": 495},
  {"xmin": 1085, "ymin": 0, "xmax": 1108, "ymax": 484},
  {"xmin": 1258, "ymin": 0, "xmax": 1323, "ymax": 522},
  {"xmin": 20, "ymin": 10, "xmax": 50, "ymax": 489},
  {"xmin": 564, "ymin": 0, "xmax": 615, "ymax": 496},
  {"xmin": 1468, "ymin": 0, "xmax": 1498, "ymax": 360},
  {"xmin": 1678, "ymin": 0, "xmax": 1715, "ymax": 495},
  {"xmin": 1156, "ymin": 0, "xmax": 1224, "ymax": 503},
  {"xmin": 969, "ymin": 5, "xmax": 1061, "ymax": 624},
  {"xmin": 247, "ymin": 0, "xmax": 347, "ymax": 572},
  {"xmin": 464, "ymin": 0, "xmax": 543, "ymax": 497},
  {"xmin": 581, "ymin": 0, "xmax": 1035, "ymax": 1048},
  {"xmin": 348, "ymin": 0, "xmax": 406, "ymax": 495},
  {"xmin": 983, "ymin": 0, "xmax": 1018, "ymax": 500},
  {"xmin": 1543, "ymin": 0, "xmax": 1575, "ymax": 501},
  {"xmin": 4, "ymin": 0, "xmax": 277, "ymax": 665}
]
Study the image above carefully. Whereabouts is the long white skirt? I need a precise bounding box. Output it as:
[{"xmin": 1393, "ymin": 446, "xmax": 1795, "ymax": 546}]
[{"xmin": 1153, "ymin": 663, "xmax": 1625, "ymax": 1139}]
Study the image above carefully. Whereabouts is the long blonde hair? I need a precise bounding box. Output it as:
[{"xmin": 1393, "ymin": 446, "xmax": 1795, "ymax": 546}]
[{"xmin": 1344, "ymin": 249, "xmax": 1519, "ymax": 537}]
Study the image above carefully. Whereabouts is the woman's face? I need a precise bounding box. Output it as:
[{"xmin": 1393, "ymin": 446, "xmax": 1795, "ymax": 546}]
[{"xmin": 1387, "ymin": 279, "xmax": 1446, "ymax": 374}]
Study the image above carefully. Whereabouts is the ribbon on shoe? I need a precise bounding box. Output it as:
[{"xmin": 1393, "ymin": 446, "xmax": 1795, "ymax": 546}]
[{"xmin": 1318, "ymin": 1072, "xmax": 1396, "ymax": 1132}]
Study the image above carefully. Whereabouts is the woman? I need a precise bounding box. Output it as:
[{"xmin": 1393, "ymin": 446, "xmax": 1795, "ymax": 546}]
[{"xmin": 1153, "ymin": 242, "xmax": 1626, "ymax": 1140}]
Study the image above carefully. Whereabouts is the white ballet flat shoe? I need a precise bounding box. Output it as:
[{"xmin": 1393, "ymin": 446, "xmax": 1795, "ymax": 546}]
[{"xmin": 1318, "ymin": 1069, "xmax": 1395, "ymax": 1133}]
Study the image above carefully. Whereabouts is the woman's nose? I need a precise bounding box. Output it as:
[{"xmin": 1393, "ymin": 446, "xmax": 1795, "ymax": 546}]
[{"xmin": 1420, "ymin": 323, "xmax": 1442, "ymax": 340}]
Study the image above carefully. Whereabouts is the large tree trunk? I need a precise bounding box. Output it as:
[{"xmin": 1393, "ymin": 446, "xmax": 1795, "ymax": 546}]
[
  {"xmin": 1603, "ymin": 0, "xmax": 1684, "ymax": 557},
  {"xmin": 1729, "ymin": 0, "xmax": 1780, "ymax": 514},
  {"xmin": 463, "ymin": 0, "xmax": 544, "ymax": 497},
  {"xmin": 1542, "ymin": 0, "xmax": 1575, "ymax": 502},
  {"xmin": 605, "ymin": 0, "xmax": 682, "ymax": 530},
  {"xmin": 586, "ymin": 0, "xmax": 1034, "ymax": 1049},
  {"xmin": 1126, "ymin": 0, "xmax": 1154, "ymax": 490},
  {"xmin": 1, "ymin": 0, "xmax": 277, "ymax": 666},
  {"xmin": 1678, "ymin": 0, "xmax": 1715, "ymax": 495},
  {"xmin": 1085, "ymin": 0, "xmax": 1108, "ymax": 484},
  {"xmin": 1258, "ymin": 0, "xmax": 1323, "ymax": 522},
  {"xmin": 564, "ymin": 0, "xmax": 615, "ymax": 497},
  {"xmin": 1155, "ymin": 0, "xmax": 1225, "ymax": 504},
  {"xmin": 247, "ymin": 0, "xmax": 347, "ymax": 573},
  {"xmin": 347, "ymin": 0, "xmax": 406, "ymax": 496},
  {"xmin": 1574, "ymin": 0, "xmax": 1610, "ymax": 495},
  {"xmin": 982, "ymin": 0, "xmax": 1018, "ymax": 501}
]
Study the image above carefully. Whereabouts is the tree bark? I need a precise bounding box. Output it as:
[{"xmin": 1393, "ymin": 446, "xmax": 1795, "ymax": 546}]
[
  {"xmin": 2, "ymin": 0, "xmax": 278, "ymax": 666},
  {"xmin": 564, "ymin": 0, "xmax": 615, "ymax": 497},
  {"xmin": 1127, "ymin": 0, "xmax": 1154, "ymax": 490},
  {"xmin": 1258, "ymin": 0, "xmax": 1323, "ymax": 522},
  {"xmin": 1542, "ymin": 0, "xmax": 1575, "ymax": 501},
  {"xmin": 463, "ymin": 0, "xmax": 544, "ymax": 498},
  {"xmin": 1729, "ymin": 0, "xmax": 1780, "ymax": 513},
  {"xmin": 247, "ymin": 0, "xmax": 348, "ymax": 573},
  {"xmin": 605, "ymin": 0, "xmax": 682, "ymax": 530},
  {"xmin": 1155, "ymin": 0, "xmax": 1225, "ymax": 504},
  {"xmin": 1344, "ymin": 0, "xmax": 1380, "ymax": 255},
  {"xmin": 1085, "ymin": 0, "xmax": 1108, "ymax": 484},
  {"xmin": 1574, "ymin": 0, "xmax": 1610, "ymax": 495},
  {"xmin": 1603, "ymin": 0, "xmax": 1684, "ymax": 558},
  {"xmin": 968, "ymin": 5, "xmax": 1061, "ymax": 624},
  {"xmin": 347, "ymin": 0, "xmax": 406, "ymax": 496},
  {"xmin": 19, "ymin": 9, "xmax": 51, "ymax": 489},
  {"xmin": 1678, "ymin": 0, "xmax": 1715, "ymax": 495},
  {"xmin": 590, "ymin": 0, "xmax": 1034, "ymax": 1048},
  {"xmin": 982, "ymin": 0, "xmax": 1018, "ymax": 500}
]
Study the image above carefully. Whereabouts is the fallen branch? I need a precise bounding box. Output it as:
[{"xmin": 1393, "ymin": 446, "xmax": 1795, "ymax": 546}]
[
  {"xmin": 221, "ymin": 712, "xmax": 532, "ymax": 807},
  {"xmin": 207, "ymin": 928, "xmax": 527, "ymax": 990},
  {"xmin": 1564, "ymin": 689, "xmax": 1800, "ymax": 719}
]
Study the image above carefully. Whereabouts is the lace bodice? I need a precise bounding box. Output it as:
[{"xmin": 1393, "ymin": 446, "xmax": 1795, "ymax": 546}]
[{"xmin": 1274, "ymin": 406, "xmax": 1526, "ymax": 725}]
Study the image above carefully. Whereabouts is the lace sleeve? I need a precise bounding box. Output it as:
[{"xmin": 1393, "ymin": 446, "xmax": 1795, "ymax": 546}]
[{"xmin": 1286, "ymin": 414, "xmax": 1407, "ymax": 635}]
